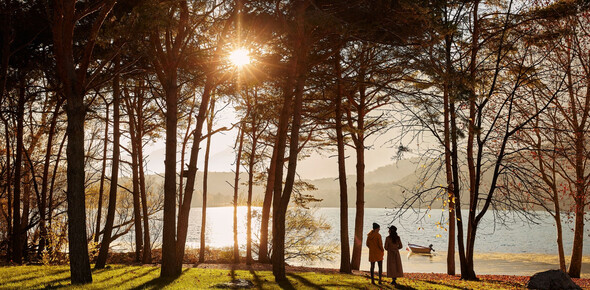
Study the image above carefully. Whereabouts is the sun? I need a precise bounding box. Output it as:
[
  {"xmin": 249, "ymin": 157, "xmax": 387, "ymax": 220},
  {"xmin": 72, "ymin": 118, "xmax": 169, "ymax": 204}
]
[{"xmin": 229, "ymin": 48, "xmax": 250, "ymax": 67}]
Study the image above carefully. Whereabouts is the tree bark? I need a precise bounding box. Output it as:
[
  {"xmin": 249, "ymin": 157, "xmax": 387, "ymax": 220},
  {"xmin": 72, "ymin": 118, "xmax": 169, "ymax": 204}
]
[
  {"xmin": 137, "ymin": 94, "xmax": 152, "ymax": 264},
  {"xmin": 246, "ymin": 93, "xmax": 257, "ymax": 265},
  {"xmin": 161, "ymin": 76, "xmax": 179, "ymax": 277},
  {"xmin": 130, "ymin": 100, "xmax": 143, "ymax": 263},
  {"xmin": 444, "ymin": 34, "xmax": 455, "ymax": 276},
  {"xmin": 335, "ymin": 50, "xmax": 351, "ymax": 274},
  {"xmin": 95, "ymin": 69, "xmax": 121, "ymax": 270},
  {"xmin": 199, "ymin": 96, "xmax": 215, "ymax": 263},
  {"xmin": 233, "ymin": 126, "xmax": 245, "ymax": 264},
  {"xmin": 259, "ymin": 138, "xmax": 278, "ymax": 263},
  {"xmin": 350, "ymin": 55, "xmax": 366, "ymax": 271},
  {"xmin": 94, "ymin": 100, "xmax": 109, "ymax": 243},
  {"xmin": 272, "ymin": 3, "xmax": 308, "ymax": 280},
  {"xmin": 11, "ymin": 75, "xmax": 25, "ymax": 264}
]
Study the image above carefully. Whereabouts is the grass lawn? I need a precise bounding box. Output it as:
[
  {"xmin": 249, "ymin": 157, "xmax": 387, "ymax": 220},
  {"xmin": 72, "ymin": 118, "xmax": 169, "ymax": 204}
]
[{"xmin": 0, "ymin": 264, "xmax": 584, "ymax": 289}]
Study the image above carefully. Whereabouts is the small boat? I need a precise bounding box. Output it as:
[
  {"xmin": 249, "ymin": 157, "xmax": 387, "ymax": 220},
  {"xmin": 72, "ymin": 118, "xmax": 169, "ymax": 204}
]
[{"xmin": 407, "ymin": 243, "xmax": 434, "ymax": 254}]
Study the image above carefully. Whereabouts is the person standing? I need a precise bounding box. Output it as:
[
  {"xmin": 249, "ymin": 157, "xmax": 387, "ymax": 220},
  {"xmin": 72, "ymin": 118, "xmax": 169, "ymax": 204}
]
[
  {"xmin": 384, "ymin": 225, "xmax": 404, "ymax": 285},
  {"xmin": 366, "ymin": 222, "xmax": 384, "ymax": 284}
]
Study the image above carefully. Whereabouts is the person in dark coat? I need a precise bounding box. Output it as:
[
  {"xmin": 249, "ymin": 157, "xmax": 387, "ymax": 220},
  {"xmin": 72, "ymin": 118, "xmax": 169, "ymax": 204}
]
[
  {"xmin": 366, "ymin": 222, "xmax": 384, "ymax": 284},
  {"xmin": 384, "ymin": 225, "xmax": 404, "ymax": 285}
]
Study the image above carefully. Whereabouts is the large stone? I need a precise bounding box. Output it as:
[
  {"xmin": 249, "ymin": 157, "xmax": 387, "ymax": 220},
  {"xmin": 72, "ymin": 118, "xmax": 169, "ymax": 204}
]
[
  {"xmin": 527, "ymin": 270, "xmax": 581, "ymax": 290},
  {"xmin": 213, "ymin": 279, "xmax": 255, "ymax": 289}
]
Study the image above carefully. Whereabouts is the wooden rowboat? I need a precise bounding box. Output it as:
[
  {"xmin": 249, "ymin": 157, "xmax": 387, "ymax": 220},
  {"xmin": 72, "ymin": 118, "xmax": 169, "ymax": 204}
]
[{"xmin": 407, "ymin": 243, "xmax": 434, "ymax": 254}]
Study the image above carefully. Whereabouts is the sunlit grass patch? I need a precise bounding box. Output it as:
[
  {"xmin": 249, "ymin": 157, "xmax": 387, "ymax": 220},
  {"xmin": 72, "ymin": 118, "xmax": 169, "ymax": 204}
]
[{"xmin": 1, "ymin": 264, "xmax": 587, "ymax": 289}]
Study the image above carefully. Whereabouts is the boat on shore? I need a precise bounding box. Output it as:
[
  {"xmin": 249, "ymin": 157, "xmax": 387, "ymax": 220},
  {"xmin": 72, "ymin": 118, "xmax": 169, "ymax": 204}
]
[{"xmin": 407, "ymin": 243, "xmax": 434, "ymax": 254}]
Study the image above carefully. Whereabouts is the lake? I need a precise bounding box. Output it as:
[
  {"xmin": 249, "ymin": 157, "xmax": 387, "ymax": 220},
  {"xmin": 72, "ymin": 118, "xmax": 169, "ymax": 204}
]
[{"xmin": 117, "ymin": 206, "xmax": 590, "ymax": 276}]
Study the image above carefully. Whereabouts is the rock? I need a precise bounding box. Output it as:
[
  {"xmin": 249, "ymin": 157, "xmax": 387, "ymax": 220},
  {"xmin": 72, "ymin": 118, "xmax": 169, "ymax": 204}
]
[
  {"xmin": 527, "ymin": 270, "xmax": 581, "ymax": 290},
  {"xmin": 213, "ymin": 279, "xmax": 255, "ymax": 289}
]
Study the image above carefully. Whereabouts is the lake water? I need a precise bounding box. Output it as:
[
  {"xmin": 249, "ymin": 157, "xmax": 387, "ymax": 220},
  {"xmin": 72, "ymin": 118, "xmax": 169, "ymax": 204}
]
[{"xmin": 118, "ymin": 207, "xmax": 590, "ymax": 276}]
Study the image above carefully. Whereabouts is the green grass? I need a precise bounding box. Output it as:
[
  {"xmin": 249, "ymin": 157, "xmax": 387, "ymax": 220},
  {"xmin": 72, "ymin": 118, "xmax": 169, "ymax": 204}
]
[{"xmin": 0, "ymin": 265, "xmax": 528, "ymax": 289}]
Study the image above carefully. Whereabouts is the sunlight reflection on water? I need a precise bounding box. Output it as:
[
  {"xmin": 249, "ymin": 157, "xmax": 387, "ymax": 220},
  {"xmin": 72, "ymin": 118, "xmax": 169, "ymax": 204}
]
[{"xmin": 116, "ymin": 207, "xmax": 589, "ymax": 276}]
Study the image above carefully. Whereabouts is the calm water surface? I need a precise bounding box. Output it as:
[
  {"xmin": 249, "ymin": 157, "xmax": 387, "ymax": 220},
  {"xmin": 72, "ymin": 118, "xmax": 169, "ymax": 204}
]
[{"xmin": 118, "ymin": 207, "xmax": 590, "ymax": 276}]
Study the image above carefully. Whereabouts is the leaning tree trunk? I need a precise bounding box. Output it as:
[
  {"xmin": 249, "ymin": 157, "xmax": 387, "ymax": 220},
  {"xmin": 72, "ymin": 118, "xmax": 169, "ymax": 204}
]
[
  {"xmin": 199, "ymin": 97, "xmax": 215, "ymax": 263},
  {"xmin": 259, "ymin": 138, "xmax": 278, "ymax": 263},
  {"xmin": 95, "ymin": 70, "xmax": 121, "ymax": 270},
  {"xmin": 94, "ymin": 101, "xmax": 109, "ymax": 243}
]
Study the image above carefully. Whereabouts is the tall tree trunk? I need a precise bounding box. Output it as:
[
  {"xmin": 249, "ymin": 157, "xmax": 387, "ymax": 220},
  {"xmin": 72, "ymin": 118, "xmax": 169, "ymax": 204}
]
[
  {"xmin": 65, "ymin": 89, "xmax": 93, "ymax": 283},
  {"xmin": 233, "ymin": 126, "xmax": 245, "ymax": 264},
  {"xmin": 568, "ymin": 127, "xmax": 586, "ymax": 278},
  {"xmin": 444, "ymin": 34, "xmax": 456, "ymax": 276},
  {"xmin": 38, "ymin": 99, "xmax": 63, "ymax": 256},
  {"xmin": 272, "ymin": 63, "xmax": 306, "ymax": 282},
  {"xmin": 350, "ymin": 61, "xmax": 366, "ymax": 271},
  {"xmin": 130, "ymin": 108, "xmax": 143, "ymax": 263},
  {"xmin": 95, "ymin": 69, "xmax": 121, "ymax": 270},
  {"xmin": 272, "ymin": 4, "xmax": 307, "ymax": 279},
  {"xmin": 450, "ymin": 99, "xmax": 468, "ymax": 280},
  {"xmin": 137, "ymin": 99, "xmax": 151, "ymax": 264},
  {"xmin": 94, "ymin": 101, "xmax": 109, "ymax": 243},
  {"xmin": 335, "ymin": 50, "xmax": 351, "ymax": 274},
  {"xmin": 259, "ymin": 138, "xmax": 277, "ymax": 263},
  {"xmin": 11, "ymin": 76, "xmax": 25, "ymax": 264},
  {"xmin": 161, "ymin": 76, "xmax": 179, "ymax": 277},
  {"xmin": 199, "ymin": 96, "xmax": 215, "ymax": 263},
  {"xmin": 175, "ymin": 76, "xmax": 213, "ymax": 272},
  {"xmin": 2, "ymin": 115, "xmax": 11, "ymax": 243},
  {"xmin": 246, "ymin": 98, "xmax": 257, "ymax": 265}
]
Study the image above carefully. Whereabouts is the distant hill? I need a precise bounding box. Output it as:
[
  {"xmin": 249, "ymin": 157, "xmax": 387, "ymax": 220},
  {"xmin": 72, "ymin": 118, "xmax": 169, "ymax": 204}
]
[
  {"xmin": 147, "ymin": 157, "xmax": 426, "ymax": 208},
  {"xmin": 143, "ymin": 157, "xmax": 567, "ymax": 210}
]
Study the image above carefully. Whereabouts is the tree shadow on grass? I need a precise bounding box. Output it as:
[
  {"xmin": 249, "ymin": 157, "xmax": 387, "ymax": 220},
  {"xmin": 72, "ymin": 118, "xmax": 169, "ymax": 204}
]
[
  {"xmin": 1, "ymin": 268, "xmax": 69, "ymax": 285},
  {"xmin": 247, "ymin": 267, "xmax": 264, "ymax": 290},
  {"xmin": 129, "ymin": 268, "xmax": 189, "ymax": 290},
  {"xmin": 418, "ymin": 279, "xmax": 465, "ymax": 289},
  {"xmin": 286, "ymin": 273, "xmax": 327, "ymax": 290},
  {"xmin": 111, "ymin": 266, "xmax": 159, "ymax": 286}
]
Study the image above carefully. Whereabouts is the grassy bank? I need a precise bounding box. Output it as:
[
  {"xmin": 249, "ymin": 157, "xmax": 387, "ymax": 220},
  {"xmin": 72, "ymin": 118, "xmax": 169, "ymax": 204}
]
[{"xmin": 0, "ymin": 264, "xmax": 588, "ymax": 289}]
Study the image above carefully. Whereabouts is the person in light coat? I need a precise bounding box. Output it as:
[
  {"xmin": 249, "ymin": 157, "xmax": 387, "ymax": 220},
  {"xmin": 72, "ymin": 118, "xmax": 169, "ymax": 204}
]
[{"xmin": 384, "ymin": 225, "xmax": 404, "ymax": 285}]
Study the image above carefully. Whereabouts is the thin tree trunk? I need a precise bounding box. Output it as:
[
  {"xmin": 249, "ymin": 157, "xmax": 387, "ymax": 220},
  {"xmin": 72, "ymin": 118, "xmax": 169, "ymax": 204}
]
[
  {"xmin": 246, "ymin": 93, "xmax": 257, "ymax": 265},
  {"xmin": 175, "ymin": 76, "xmax": 213, "ymax": 272},
  {"xmin": 259, "ymin": 138, "xmax": 277, "ymax": 263},
  {"xmin": 444, "ymin": 34, "xmax": 456, "ymax": 276},
  {"xmin": 94, "ymin": 101, "xmax": 109, "ymax": 243},
  {"xmin": 130, "ymin": 107, "xmax": 143, "ymax": 263},
  {"xmin": 11, "ymin": 77, "xmax": 25, "ymax": 264},
  {"xmin": 199, "ymin": 96, "xmax": 215, "ymax": 263},
  {"xmin": 137, "ymin": 96, "xmax": 151, "ymax": 264},
  {"xmin": 272, "ymin": 4, "xmax": 307, "ymax": 279},
  {"xmin": 335, "ymin": 50, "xmax": 351, "ymax": 274},
  {"xmin": 233, "ymin": 126, "xmax": 245, "ymax": 264},
  {"xmin": 95, "ymin": 69, "xmax": 121, "ymax": 270},
  {"xmin": 350, "ymin": 61, "xmax": 366, "ymax": 271},
  {"xmin": 272, "ymin": 61, "xmax": 306, "ymax": 282}
]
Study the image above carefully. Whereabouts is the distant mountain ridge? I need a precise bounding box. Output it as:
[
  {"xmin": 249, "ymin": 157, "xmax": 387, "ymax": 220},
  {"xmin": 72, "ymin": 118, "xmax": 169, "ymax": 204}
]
[{"xmin": 157, "ymin": 157, "xmax": 424, "ymax": 208}]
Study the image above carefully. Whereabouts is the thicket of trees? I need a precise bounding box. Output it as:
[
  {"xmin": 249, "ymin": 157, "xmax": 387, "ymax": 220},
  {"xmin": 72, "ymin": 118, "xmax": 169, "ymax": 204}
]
[{"xmin": 0, "ymin": 0, "xmax": 589, "ymax": 284}]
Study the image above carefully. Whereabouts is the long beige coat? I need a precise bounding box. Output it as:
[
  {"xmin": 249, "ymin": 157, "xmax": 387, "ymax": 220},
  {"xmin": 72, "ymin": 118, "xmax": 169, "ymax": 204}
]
[{"xmin": 384, "ymin": 236, "xmax": 404, "ymax": 278}]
